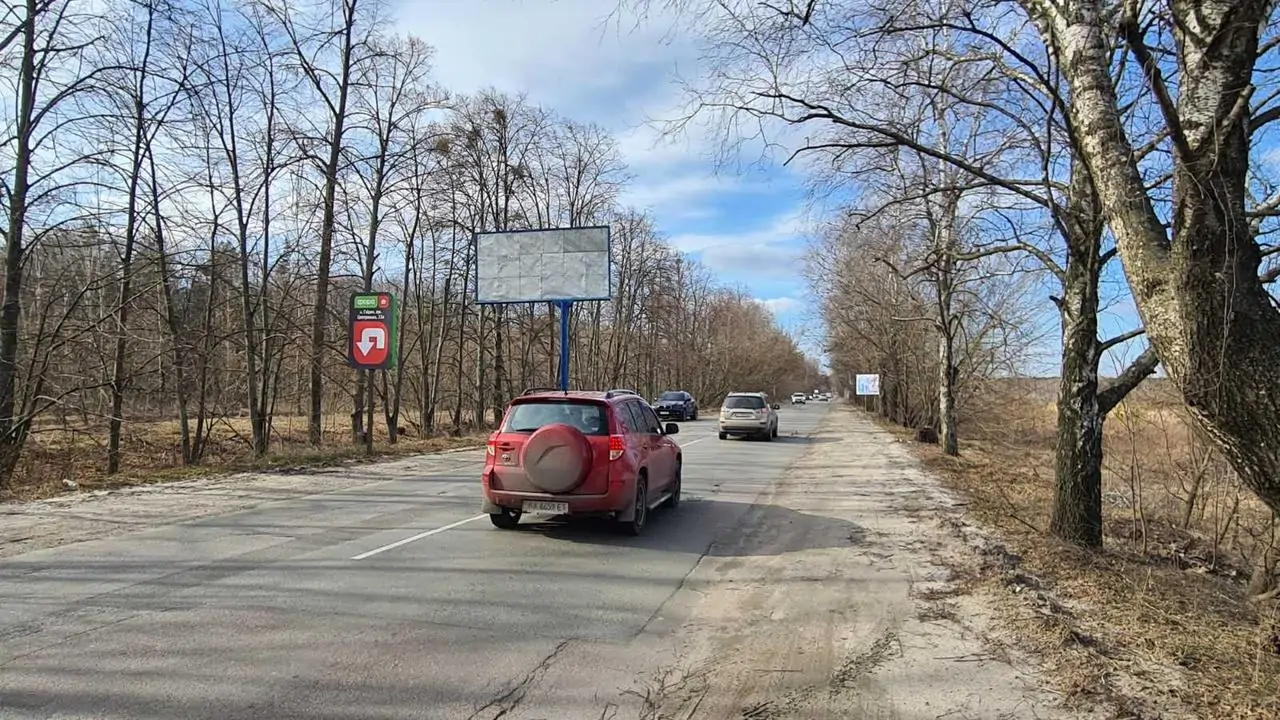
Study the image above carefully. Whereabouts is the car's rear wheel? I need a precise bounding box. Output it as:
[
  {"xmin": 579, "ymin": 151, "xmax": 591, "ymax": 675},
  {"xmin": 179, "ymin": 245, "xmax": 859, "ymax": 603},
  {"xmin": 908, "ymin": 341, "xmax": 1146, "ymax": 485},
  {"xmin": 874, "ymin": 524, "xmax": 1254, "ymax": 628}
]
[
  {"xmin": 619, "ymin": 477, "xmax": 649, "ymax": 536},
  {"xmin": 490, "ymin": 508, "xmax": 521, "ymax": 529},
  {"xmin": 718, "ymin": 431, "xmax": 727, "ymax": 440},
  {"xmin": 662, "ymin": 463, "xmax": 681, "ymax": 509}
]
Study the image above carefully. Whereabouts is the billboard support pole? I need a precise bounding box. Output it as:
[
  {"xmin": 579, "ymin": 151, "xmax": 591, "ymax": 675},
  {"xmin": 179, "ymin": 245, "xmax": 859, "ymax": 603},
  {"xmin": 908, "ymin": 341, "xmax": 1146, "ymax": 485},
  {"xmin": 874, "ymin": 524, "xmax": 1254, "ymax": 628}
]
[{"xmin": 556, "ymin": 300, "xmax": 572, "ymax": 392}]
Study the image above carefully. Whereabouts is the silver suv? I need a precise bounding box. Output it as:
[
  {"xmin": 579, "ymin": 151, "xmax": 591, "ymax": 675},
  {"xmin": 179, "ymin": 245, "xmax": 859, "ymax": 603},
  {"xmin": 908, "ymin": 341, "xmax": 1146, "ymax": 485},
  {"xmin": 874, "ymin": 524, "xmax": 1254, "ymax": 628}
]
[{"xmin": 718, "ymin": 392, "xmax": 780, "ymax": 441}]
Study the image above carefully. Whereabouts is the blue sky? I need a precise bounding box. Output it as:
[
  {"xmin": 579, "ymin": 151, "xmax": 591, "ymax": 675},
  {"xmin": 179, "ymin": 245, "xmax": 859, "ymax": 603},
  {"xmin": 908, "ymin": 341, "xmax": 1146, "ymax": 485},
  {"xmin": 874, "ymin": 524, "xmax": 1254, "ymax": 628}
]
[
  {"xmin": 394, "ymin": 0, "xmax": 827, "ymax": 357},
  {"xmin": 394, "ymin": 0, "xmax": 1152, "ymax": 377}
]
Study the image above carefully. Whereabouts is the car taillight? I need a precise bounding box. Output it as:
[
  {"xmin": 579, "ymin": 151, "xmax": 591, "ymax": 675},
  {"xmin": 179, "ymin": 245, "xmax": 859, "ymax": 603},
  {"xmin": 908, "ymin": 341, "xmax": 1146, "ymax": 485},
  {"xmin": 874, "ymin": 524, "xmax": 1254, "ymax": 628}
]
[
  {"xmin": 486, "ymin": 438, "xmax": 496, "ymax": 455},
  {"xmin": 608, "ymin": 434, "xmax": 625, "ymax": 461}
]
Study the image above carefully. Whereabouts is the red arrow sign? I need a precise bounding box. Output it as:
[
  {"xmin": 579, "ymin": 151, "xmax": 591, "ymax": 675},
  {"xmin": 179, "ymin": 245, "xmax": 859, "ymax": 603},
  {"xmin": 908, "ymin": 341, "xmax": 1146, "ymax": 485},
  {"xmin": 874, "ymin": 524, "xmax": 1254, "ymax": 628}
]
[{"xmin": 350, "ymin": 320, "xmax": 390, "ymax": 367}]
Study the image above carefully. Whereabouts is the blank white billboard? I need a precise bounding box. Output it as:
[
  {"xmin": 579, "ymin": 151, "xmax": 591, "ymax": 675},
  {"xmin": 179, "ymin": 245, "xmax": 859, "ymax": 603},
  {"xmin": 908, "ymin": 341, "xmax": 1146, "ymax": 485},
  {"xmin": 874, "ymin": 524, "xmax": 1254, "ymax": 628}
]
[{"xmin": 475, "ymin": 226, "xmax": 612, "ymax": 304}]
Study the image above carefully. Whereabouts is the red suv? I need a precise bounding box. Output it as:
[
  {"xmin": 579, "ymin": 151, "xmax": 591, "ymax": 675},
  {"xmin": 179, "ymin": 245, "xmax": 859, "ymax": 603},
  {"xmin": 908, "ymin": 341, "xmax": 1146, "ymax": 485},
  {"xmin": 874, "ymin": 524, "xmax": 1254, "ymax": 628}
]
[{"xmin": 481, "ymin": 388, "xmax": 683, "ymax": 535}]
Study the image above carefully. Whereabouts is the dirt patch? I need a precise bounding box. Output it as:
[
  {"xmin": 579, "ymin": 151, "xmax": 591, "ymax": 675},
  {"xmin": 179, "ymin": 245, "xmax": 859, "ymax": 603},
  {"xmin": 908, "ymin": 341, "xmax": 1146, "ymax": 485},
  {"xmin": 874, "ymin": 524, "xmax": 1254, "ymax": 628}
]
[
  {"xmin": 638, "ymin": 405, "xmax": 1098, "ymax": 719},
  {"xmin": 883, "ymin": 381, "xmax": 1280, "ymax": 720}
]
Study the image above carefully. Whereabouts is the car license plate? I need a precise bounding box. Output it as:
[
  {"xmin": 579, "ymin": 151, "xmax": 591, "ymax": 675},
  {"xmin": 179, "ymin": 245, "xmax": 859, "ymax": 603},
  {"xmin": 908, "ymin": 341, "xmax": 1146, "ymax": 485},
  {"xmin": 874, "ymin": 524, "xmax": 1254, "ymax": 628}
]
[{"xmin": 523, "ymin": 500, "xmax": 569, "ymax": 515}]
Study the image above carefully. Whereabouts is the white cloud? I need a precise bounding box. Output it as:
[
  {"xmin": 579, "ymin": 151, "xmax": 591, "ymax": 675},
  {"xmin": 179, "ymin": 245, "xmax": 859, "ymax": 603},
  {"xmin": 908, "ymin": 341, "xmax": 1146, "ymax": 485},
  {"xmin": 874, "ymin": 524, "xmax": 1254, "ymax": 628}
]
[
  {"xmin": 394, "ymin": 2, "xmax": 751, "ymax": 225},
  {"xmin": 619, "ymin": 172, "xmax": 771, "ymax": 220},
  {"xmin": 615, "ymin": 134, "xmax": 683, "ymax": 171},
  {"xmin": 702, "ymin": 243, "xmax": 801, "ymax": 274},
  {"xmin": 392, "ymin": 1, "xmax": 819, "ymax": 287},
  {"xmin": 666, "ymin": 211, "xmax": 804, "ymax": 253},
  {"xmin": 396, "ymin": 1, "xmax": 693, "ymax": 119},
  {"xmin": 759, "ymin": 296, "xmax": 803, "ymax": 315},
  {"xmin": 666, "ymin": 211, "xmax": 809, "ymax": 275}
]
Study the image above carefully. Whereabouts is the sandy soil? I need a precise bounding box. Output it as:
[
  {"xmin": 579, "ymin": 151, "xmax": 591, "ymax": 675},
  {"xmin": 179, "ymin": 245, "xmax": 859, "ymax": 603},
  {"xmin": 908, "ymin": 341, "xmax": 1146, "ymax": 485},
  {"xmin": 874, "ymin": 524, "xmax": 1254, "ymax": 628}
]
[{"xmin": 635, "ymin": 405, "xmax": 1104, "ymax": 719}]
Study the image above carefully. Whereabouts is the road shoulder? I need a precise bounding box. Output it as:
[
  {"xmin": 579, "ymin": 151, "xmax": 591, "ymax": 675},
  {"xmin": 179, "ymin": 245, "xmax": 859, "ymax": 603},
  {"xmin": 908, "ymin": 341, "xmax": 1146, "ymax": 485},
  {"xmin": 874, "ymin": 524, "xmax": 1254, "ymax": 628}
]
[{"xmin": 636, "ymin": 404, "xmax": 1104, "ymax": 719}]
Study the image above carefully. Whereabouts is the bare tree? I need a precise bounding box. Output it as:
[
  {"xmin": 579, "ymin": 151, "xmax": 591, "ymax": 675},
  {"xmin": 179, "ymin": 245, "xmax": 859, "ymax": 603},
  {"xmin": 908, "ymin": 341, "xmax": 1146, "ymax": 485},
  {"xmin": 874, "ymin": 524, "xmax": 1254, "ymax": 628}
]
[
  {"xmin": 0, "ymin": 1, "xmax": 115, "ymax": 485},
  {"xmin": 0, "ymin": 0, "xmax": 818, "ymax": 497},
  {"xmin": 100, "ymin": 0, "xmax": 193, "ymax": 474},
  {"xmin": 619, "ymin": 0, "xmax": 1169, "ymax": 547},
  {"xmin": 345, "ymin": 33, "xmax": 437, "ymax": 450},
  {"xmin": 192, "ymin": 0, "xmax": 304, "ymax": 457},
  {"xmin": 264, "ymin": 0, "xmax": 374, "ymax": 446},
  {"xmin": 1014, "ymin": 0, "xmax": 1280, "ymax": 515}
]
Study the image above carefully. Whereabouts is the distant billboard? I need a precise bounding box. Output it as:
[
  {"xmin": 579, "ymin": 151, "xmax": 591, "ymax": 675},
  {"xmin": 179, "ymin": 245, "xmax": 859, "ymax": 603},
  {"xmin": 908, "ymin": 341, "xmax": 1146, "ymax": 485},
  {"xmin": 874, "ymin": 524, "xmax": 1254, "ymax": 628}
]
[
  {"xmin": 855, "ymin": 374, "xmax": 881, "ymax": 396},
  {"xmin": 474, "ymin": 226, "xmax": 612, "ymax": 304}
]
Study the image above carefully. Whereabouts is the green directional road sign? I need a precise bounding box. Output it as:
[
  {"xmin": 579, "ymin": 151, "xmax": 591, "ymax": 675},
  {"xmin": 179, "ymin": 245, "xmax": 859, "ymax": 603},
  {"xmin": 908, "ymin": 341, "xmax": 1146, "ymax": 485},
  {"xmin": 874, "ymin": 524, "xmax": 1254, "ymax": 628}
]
[{"xmin": 348, "ymin": 292, "xmax": 397, "ymax": 370}]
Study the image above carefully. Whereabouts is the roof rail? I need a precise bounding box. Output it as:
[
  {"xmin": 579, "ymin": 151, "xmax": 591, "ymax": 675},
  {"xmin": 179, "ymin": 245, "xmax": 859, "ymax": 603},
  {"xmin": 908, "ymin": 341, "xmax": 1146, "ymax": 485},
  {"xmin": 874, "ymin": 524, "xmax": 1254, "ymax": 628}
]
[
  {"xmin": 520, "ymin": 386, "xmax": 565, "ymax": 396},
  {"xmin": 604, "ymin": 389, "xmax": 639, "ymax": 398}
]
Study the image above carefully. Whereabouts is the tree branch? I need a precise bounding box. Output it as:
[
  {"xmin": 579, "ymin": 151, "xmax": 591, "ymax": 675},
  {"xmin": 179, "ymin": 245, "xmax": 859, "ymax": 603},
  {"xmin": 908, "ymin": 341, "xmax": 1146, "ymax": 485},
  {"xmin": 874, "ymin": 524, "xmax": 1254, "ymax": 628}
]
[
  {"xmin": 1098, "ymin": 346, "xmax": 1160, "ymax": 415},
  {"xmin": 741, "ymin": 91, "xmax": 1056, "ymax": 211},
  {"xmin": 1099, "ymin": 326, "xmax": 1145, "ymax": 352},
  {"xmin": 955, "ymin": 241, "xmax": 1065, "ymax": 280},
  {"xmin": 1120, "ymin": 12, "xmax": 1193, "ymax": 163}
]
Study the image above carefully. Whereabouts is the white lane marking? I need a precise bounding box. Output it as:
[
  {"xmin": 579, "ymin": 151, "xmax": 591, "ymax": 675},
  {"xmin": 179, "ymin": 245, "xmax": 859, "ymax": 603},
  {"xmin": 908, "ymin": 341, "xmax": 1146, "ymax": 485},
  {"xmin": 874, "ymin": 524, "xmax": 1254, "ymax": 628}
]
[
  {"xmin": 679, "ymin": 435, "xmax": 712, "ymax": 448},
  {"xmin": 351, "ymin": 514, "xmax": 486, "ymax": 560}
]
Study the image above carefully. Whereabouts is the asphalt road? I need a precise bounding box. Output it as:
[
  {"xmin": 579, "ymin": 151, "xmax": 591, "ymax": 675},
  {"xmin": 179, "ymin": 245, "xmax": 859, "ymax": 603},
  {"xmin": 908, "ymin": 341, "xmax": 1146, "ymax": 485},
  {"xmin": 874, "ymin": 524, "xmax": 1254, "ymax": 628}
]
[{"xmin": 0, "ymin": 402, "xmax": 832, "ymax": 720}]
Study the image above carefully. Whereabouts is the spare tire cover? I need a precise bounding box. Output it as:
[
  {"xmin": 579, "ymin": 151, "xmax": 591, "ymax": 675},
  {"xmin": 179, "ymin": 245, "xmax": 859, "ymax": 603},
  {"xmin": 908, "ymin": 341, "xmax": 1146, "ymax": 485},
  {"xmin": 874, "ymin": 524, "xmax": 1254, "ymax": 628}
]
[{"xmin": 522, "ymin": 423, "xmax": 593, "ymax": 493}]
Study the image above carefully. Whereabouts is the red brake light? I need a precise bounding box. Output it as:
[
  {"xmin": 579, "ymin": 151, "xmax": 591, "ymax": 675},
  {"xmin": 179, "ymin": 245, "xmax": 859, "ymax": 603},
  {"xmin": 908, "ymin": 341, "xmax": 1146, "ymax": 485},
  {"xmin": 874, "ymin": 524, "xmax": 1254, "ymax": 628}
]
[
  {"xmin": 486, "ymin": 437, "xmax": 497, "ymax": 455},
  {"xmin": 608, "ymin": 434, "xmax": 625, "ymax": 461}
]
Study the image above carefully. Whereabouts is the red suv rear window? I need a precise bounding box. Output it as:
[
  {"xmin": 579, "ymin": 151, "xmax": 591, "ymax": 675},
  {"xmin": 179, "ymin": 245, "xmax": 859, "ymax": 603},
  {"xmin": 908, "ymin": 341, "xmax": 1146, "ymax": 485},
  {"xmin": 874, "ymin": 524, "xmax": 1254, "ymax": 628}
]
[{"xmin": 503, "ymin": 401, "xmax": 610, "ymax": 436}]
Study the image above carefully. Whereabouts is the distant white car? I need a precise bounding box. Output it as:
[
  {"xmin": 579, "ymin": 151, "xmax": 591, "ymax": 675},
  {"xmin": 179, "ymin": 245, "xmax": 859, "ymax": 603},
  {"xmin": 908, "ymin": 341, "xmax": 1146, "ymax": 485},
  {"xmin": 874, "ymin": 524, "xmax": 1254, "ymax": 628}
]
[{"xmin": 791, "ymin": 393, "xmax": 806, "ymax": 405}]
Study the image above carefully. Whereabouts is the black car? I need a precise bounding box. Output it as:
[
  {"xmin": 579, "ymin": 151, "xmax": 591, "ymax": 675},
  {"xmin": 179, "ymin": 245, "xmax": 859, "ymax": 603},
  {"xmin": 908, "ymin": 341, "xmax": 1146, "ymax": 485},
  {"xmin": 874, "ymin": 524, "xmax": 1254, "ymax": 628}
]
[{"xmin": 652, "ymin": 390, "xmax": 698, "ymax": 421}]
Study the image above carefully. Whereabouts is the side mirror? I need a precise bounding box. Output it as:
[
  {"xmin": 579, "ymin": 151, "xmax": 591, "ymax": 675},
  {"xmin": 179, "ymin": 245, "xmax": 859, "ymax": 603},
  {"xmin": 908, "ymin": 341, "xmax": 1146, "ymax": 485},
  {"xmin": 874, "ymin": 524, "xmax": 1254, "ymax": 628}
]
[
  {"xmin": 771, "ymin": 403, "xmax": 781, "ymax": 410},
  {"xmin": 664, "ymin": 422, "xmax": 680, "ymax": 435}
]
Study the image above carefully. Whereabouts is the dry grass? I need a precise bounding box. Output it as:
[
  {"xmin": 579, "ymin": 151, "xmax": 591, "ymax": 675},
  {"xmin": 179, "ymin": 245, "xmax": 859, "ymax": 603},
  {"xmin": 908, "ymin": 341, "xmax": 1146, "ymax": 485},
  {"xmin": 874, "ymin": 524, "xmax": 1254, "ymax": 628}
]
[
  {"xmin": 5, "ymin": 410, "xmax": 490, "ymax": 503},
  {"xmin": 882, "ymin": 380, "xmax": 1280, "ymax": 720}
]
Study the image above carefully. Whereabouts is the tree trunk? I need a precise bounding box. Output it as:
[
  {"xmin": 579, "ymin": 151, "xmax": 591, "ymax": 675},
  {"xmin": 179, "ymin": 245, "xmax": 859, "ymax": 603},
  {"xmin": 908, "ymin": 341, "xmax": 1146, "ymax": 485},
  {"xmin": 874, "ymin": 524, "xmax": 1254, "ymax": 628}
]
[
  {"xmin": 107, "ymin": 10, "xmax": 155, "ymax": 474},
  {"xmin": 149, "ymin": 152, "xmax": 194, "ymax": 464},
  {"xmin": 1048, "ymin": 0, "xmax": 1280, "ymax": 514},
  {"xmin": 428, "ymin": 277, "xmax": 450, "ymax": 431},
  {"xmin": 307, "ymin": 3, "xmax": 358, "ymax": 446},
  {"xmin": 937, "ymin": 333, "xmax": 958, "ymax": 455},
  {"xmin": 933, "ymin": 189, "xmax": 960, "ymax": 457},
  {"xmin": 1050, "ymin": 276, "xmax": 1105, "ymax": 547},
  {"xmin": 0, "ymin": 2, "xmax": 35, "ymax": 486}
]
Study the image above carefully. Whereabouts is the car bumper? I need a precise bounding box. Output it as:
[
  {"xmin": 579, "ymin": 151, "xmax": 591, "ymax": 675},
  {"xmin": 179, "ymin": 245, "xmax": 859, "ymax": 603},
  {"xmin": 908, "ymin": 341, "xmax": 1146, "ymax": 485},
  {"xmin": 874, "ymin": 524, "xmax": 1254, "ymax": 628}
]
[
  {"xmin": 482, "ymin": 486, "xmax": 631, "ymax": 516},
  {"xmin": 719, "ymin": 419, "xmax": 771, "ymax": 433},
  {"xmin": 654, "ymin": 408, "xmax": 689, "ymax": 418}
]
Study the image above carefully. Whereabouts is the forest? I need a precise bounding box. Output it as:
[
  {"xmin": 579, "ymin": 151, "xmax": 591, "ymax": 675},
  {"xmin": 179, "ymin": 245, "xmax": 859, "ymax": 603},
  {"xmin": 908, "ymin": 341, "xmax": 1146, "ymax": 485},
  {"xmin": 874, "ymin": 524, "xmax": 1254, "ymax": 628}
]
[{"xmin": 0, "ymin": 0, "xmax": 814, "ymax": 497}]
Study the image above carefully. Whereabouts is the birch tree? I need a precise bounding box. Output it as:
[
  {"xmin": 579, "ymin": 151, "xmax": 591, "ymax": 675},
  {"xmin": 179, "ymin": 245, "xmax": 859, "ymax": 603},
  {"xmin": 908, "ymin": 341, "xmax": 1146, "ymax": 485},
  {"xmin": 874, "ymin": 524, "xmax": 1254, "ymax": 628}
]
[
  {"xmin": 1016, "ymin": 0, "xmax": 1280, "ymax": 515},
  {"xmin": 620, "ymin": 0, "xmax": 1166, "ymax": 547}
]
